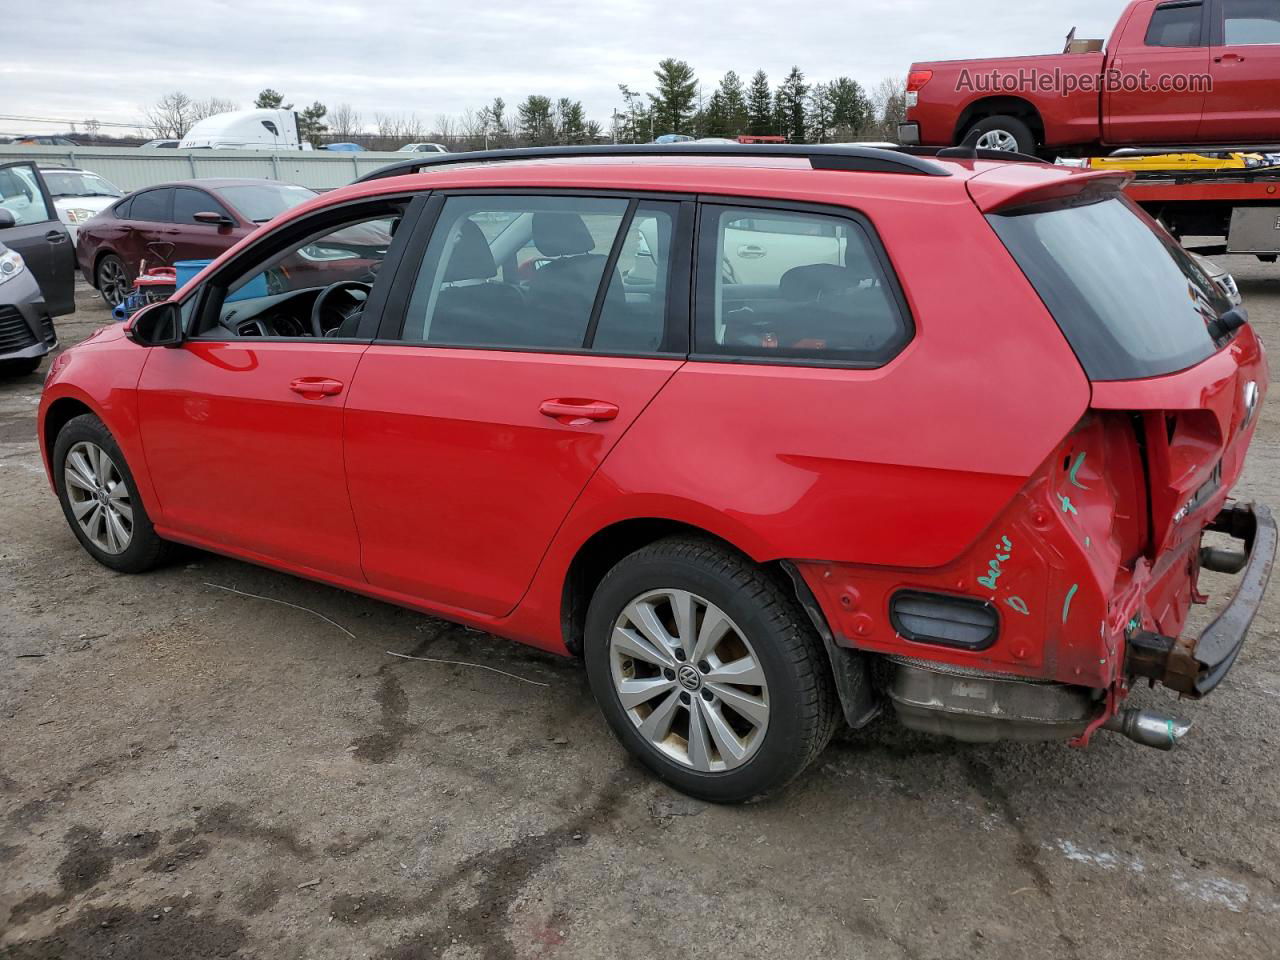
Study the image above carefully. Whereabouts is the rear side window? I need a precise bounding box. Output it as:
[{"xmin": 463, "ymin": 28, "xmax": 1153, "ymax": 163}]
[
  {"xmin": 1223, "ymin": 0, "xmax": 1280, "ymax": 44},
  {"xmin": 988, "ymin": 196, "xmax": 1232, "ymax": 381},
  {"xmin": 128, "ymin": 189, "xmax": 171, "ymax": 223},
  {"xmin": 400, "ymin": 194, "xmax": 682, "ymax": 354},
  {"xmin": 1146, "ymin": 0, "xmax": 1204, "ymax": 46},
  {"xmin": 695, "ymin": 204, "xmax": 911, "ymax": 365}
]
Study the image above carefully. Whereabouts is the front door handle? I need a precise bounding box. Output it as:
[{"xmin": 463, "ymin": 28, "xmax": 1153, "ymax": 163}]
[
  {"xmin": 539, "ymin": 398, "xmax": 619, "ymax": 424},
  {"xmin": 290, "ymin": 377, "xmax": 344, "ymax": 398},
  {"xmin": 1215, "ymin": 53, "xmax": 1245, "ymax": 63},
  {"xmin": 45, "ymin": 230, "xmax": 67, "ymax": 243}
]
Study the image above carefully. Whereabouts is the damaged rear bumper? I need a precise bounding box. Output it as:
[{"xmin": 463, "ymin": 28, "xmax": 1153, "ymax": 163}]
[{"xmin": 1127, "ymin": 502, "xmax": 1276, "ymax": 697}]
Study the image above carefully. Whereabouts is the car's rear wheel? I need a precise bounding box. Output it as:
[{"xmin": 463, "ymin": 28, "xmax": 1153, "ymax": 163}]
[
  {"xmin": 54, "ymin": 413, "xmax": 169, "ymax": 573},
  {"xmin": 95, "ymin": 254, "xmax": 129, "ymax": 307},
  {"xmin": 965, "ymin": 115, "xmax": 1036, "ymax": 154},
  {"xmin": 584, "ymin": 537, "xmax": 839, "ymax": 802}
]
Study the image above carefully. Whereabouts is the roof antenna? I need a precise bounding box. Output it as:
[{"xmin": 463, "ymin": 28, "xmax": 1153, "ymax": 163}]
[{"xmin": 936, "ymin": 128, "xmax": 982, "ymax": 160}]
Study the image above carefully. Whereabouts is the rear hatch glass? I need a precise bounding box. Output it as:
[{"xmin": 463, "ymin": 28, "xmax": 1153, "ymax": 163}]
[{"xmin": 987, "ymin": 196, "xmax": 1233, "ymax": 381}]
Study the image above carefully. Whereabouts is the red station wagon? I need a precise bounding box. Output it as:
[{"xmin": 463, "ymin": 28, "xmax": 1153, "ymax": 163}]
[{"xmin": 37, "ymin": 144, "xmax": 1275, "ymax": 801}]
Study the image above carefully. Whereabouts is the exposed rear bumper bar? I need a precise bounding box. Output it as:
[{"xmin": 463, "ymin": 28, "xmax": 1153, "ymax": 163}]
[{"xmin": 1126, "ymin": 502, "xmax": 1276, "ymax": 697}]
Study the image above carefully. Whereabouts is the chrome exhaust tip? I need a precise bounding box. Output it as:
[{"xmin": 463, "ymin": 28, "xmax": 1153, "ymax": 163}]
[{"xmin": 1103, "ymin": 708, "xmax": 1192, "ymax": 750}]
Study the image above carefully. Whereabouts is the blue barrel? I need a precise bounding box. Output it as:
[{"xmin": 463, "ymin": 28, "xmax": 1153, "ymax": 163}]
[{"xmin": 174, "ymin": 259, "xmax": 267, "ymax": 303}]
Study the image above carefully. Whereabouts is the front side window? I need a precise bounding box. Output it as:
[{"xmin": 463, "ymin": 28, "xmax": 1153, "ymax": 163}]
[
  {"xmin": 695, "ymin": 204, "xmax": 911, "ymax": 364},
  {"xmin": 173, "ymin": 188, "xmax": 233, "ymax": 224},
  {"xmin": 988, "ymin": 196, "xmax": 1232, "ymax": 380},
  {"xmin": 1146, "ymin": 0, "xmax": 1204, "ymax": 45},
  {"xmin": 1223, "ymin": 0, "xmax": 1280, "ymax": 43},
  {"xmin": 0, "ymin": 164, "xmax": 55, "ymax": 226},
  {"xmin": 401, "ymin": 194, "xmax": 680, "ymax": 353},
  {"xmin": 194, "ymin": 206, "xmax": 401, "ymax": 339}
]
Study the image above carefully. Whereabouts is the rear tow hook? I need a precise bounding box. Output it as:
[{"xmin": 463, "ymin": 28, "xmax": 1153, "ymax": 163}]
[{"xmin": 1103, "ymin": 709, "xmax": 1192, "ymax": 750}]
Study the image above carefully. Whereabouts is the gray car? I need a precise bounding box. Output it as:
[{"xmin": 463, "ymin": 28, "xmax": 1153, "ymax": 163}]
[{"xmin": 0, "ymin": 161, "xmax": 74, "ymax": 375}]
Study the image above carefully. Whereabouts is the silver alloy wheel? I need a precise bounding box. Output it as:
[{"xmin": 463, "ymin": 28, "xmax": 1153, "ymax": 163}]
[
  {"xmin": 609, "ymin": 589, "xmax": 770, "ymax": 772},
  {"xmin": 97, "ymin": 258, "xmax": 128, "ymax": 307},
  {"xmin": 64, "ymin": 441, "xmax": 133, "ymax": 555},
  {"xmin": 975, "ymin": 129, "xmax": 1020, "ymax": 152}
]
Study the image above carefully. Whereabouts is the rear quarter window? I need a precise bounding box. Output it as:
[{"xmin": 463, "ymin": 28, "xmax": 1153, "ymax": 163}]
[
  {"xmin": 988, "ymin": 196, "xmax": 1231, "ymax": 381},
  {"xmin": 695, "ymin": 203, "xmax": 912, "ymax": 366}
]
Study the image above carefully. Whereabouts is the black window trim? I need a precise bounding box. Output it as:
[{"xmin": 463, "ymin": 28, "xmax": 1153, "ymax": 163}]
[
  {"xmin": 689, "ymin": 193, "xmax": 916, "ymax": 371},
  {"xmin": 374, "ymin": 187, "xmax": 695, "ymax": 361},
  {"xmin": 1145, "ymin": 0, "xmax": 1210, "ymax": 47},
  {"xmin": 180, "ymin": 191, "xmax": 428, "ymax": 344}
]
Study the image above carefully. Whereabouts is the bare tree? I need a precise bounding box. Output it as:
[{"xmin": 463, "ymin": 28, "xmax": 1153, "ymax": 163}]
[
  {"xmin": 191, "ymin": 97, "xmax": 236, "ymax": 122},
  {"xmin": 143, "ymin": 91, "xmax": 194, "ymax": 139},
  {"xmin": 869, "ymin": 76, "xmax": 908, "ymax": 141},
  {"xmin": 329, "ymin": 103, "xmax": 363, "ymax": 140},
  {"xmin": 82, "ymin": 119, "xmax": 102, "ymax": 141}
]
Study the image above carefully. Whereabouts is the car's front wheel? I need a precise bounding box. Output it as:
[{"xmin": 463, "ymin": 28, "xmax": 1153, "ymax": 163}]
[
  {"xmin": 584, "ymin": 537, "xmax": 839, "ymax": 802},
  {"xmin": 53, "ymin": 413, "xmax": 169, "ymax": 573},
  {"xmin": 95, "ymin": 254, "xmax": 129, "ymax": 307}
]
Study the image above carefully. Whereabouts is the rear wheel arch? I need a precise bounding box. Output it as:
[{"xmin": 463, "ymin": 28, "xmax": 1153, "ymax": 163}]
[{"xmin": 955, "ymin": 97, "xmax": 1045, "ymax": 148}]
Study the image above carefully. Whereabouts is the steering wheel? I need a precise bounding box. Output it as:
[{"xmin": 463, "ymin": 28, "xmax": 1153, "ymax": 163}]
[{"xmin": 310, "ymin": 281, "xmax": 372, "ymax": 338}]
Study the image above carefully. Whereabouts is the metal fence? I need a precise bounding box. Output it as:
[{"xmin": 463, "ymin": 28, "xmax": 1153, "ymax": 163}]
[{"xmin": 0, "ymin": 145, "xmax": 406, "ymax": 192}]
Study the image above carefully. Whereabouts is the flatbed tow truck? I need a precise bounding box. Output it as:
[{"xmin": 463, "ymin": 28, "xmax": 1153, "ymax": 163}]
[{"xmin": 1079, "ymin": 147, "xmax": 1280, "ymax": 261}]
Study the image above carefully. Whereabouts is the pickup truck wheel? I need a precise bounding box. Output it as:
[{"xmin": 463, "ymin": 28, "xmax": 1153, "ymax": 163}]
[
  {"xmin": 965, "ymin": 115, "xmax": 1035, "ymax": 154},
  {"xmin": 584, "ymin": 536, "xmax": 840, "ymax": 802}
]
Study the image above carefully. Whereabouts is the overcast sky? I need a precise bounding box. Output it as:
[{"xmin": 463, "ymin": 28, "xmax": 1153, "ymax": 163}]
[{"xmin": 8, "ymin": 0, "xmax": 1128, "ymax": 135}]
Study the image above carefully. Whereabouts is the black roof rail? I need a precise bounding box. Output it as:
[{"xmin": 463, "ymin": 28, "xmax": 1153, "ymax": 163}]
[
  {"xmin": 354, "ymin": 143, "xmax": 953, "ymax": 183},
  {"xmin": 902, "ymin": 144, "xmax": 1050, "ymax": 165}
]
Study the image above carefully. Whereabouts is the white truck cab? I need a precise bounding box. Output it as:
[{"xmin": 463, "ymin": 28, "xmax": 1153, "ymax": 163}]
[{"xmin": 178, "ymin": 110, "xmax": 306, "ymax": 151}]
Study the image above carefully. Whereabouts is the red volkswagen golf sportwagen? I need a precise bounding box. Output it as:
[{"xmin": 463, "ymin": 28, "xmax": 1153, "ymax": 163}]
[{"xmin": 37, "ymin": 145, "xmax": 1274, "ymax": 801}]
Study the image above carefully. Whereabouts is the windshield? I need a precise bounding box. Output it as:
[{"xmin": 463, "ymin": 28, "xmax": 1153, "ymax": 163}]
[
  {"xmin": 216, "ymin": 183, "xmax": 316, "ymax": 223},
  {"xmin": 988, "ymin": 196, "xmax": 1232, "ymax": 381},
  {"xmin": 43, "ymin": 170, "xmax": 122, "ymax": 198}
]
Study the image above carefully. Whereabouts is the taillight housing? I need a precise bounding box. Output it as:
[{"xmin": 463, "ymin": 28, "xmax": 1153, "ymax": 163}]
[{"xmin": 907, "ymin": 70, "xmax": 933, "ymax": 92}]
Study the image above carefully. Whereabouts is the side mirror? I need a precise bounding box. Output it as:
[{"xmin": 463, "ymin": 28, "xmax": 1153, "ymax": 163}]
[
  {"xmin": 0, "ymin": 208, "xmax": 16, "ymax": 229},
  {"xmin": 193, "ymin": 211, "xmax": 235, "ymax": 227},
  {"xmin": 124, "ymin": 300, "xmax": 183, "ymax": 347}
]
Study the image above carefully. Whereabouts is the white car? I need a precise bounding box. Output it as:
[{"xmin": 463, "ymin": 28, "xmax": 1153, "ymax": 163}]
[
  {"xmin": 38, "ymin": 167, "xmax": 123, "ymax": 244},
  {"xmin": 399, "ymin": 143, "xmax": 449, "ymax": 154}
]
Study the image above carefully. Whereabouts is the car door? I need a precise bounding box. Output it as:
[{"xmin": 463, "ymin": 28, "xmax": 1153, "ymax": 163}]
[
  {"xmin": 343, "ymin": 192, "xmax": 691, "ymax": 616},
  {"xmin": 123, "ymin": 187, "xmax": 178, "ymax": 270},
  {"xmin": 134, "ymin": 197, "xmax": 412, "ymax": 580},
  {"xmin": 1199, "ymin": 0, "xmax": 1280, "ymax": 140},
  {"xmin": 171, "ymin": 187, "xmax": 249, "ymax": 262},
  {"xmin": 1104, "ymin": 0, "xmax": 1210, "ymax": 144},
  {"xmin": 0, "ymin": 161, "xmax": 75, "ymax": 316}
]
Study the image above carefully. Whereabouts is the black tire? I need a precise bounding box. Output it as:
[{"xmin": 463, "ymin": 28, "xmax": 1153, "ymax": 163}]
[
  {"xmin": 584, "ymin": 537, "xmax": 840, "ymax": 802},
  {"xmin": 1, "ymin": 356, "xmax": 42, "ymax": 377},
  {"xmin": 963, "ymin": 115, "xmax": 1036, "ymax": 154},
  {"xmin": 95, "ymin": 253, "xmax": 130, "ymax": 307},
  {"xmin": 53, "ymin": 413, "xmax": 169, "ymax": 573}
]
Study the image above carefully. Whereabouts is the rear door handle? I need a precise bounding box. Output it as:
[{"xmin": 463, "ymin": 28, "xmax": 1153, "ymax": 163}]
[
  {"xmin": 290, "ymin": 377, "xmax": 344, "ymax": 398},
  {"xmin": 539, "ymin": 399, "xmax": 619, "ymax": 423}
]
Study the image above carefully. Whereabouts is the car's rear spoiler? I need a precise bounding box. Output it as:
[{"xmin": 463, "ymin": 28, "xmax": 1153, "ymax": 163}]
[{"xmin": 967, "ymin": 168, "xmax": 1134, "ymax": 214}]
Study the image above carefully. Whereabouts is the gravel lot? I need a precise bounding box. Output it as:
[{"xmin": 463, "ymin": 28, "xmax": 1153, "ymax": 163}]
[{"xmin": 3, "ymin": 265, "xmax": 1280, "ymax": 960}]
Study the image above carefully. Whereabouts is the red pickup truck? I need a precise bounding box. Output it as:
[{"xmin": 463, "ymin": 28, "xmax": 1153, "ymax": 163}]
[{"xmin": 901, "ymin": 0, "xmax": 1280, "ymax": 155}]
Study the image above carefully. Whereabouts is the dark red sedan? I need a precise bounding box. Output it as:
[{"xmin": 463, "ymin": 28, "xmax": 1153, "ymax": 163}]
[
  {"xmin": 75, "ymin": 179, "xmax": 317, "ymax": 306},
  {"xmin": 38, "ymin": 144, "xmax": 1274, "ymax": 801}
]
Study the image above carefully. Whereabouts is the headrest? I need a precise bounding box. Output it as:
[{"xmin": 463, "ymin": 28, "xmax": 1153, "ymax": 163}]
[
  {"xmin": 779, "ymin": 263, "xmax": 859, "ymax": 301},
  {"xmin": 444, "ymin": 219, "xmax": 497, "ymax": 282},
  {"xmin": 533, "ymin": 212, "xmax": 595, "ymax": 257}
]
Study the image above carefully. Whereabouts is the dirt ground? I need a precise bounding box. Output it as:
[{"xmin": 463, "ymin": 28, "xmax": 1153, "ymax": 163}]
[{"xmin": 3, "ymin": 265, "xmax": 1280, "ymax": 960}]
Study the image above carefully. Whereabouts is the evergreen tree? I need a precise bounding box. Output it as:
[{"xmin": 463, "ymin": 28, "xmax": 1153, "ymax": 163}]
[
  {"xmin": 649, "ymin": 59, "xmax": 698, "ymax": 136},
  {"xmin": 254, "ymin": 88, "xmax": 291, "ymax": 110},
  {"xmin": 777, "ymin": 66, "xmax": 808, "ymax": 143},
  {"xmin": 518, "ymin": 95, "xmax": 554, "ymax": 145},
  {"xmin": 808, "ymin": 83, "xmax": 833, "ymax": 143},
  {"xmin": 829, "ymin": 77, "xmax": 872, "ymax": 138},
  {"xmin": 702, "ymin": 91, "xmax": 729, "ymax": 138},
  {"xmin": 297, "ymin": 102, "xmax": 328, "ymax": 146},
  {"xmin": 747, "ymin": 70, "xmax": 773, "ymax": 136},
  {"xmin": 718, "ymin": 71, "xmax": 749, "ymax": 136},
  {"xmin": 556, "ymin": 98, "xmax": 590, "ymax": 144}
]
